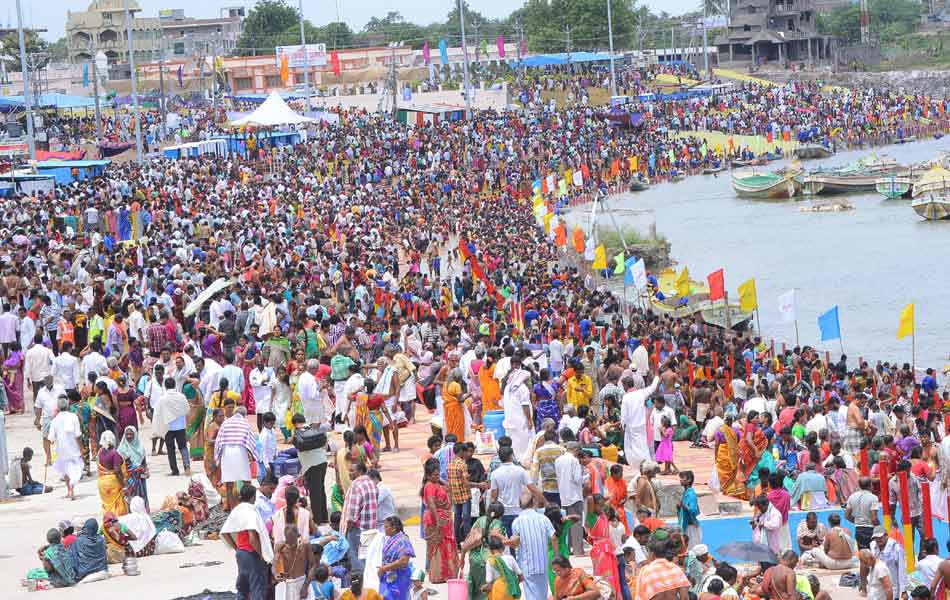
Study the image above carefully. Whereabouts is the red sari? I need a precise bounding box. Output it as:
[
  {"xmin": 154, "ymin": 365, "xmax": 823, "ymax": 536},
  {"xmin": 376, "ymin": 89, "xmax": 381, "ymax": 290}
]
[
  {"xmin": 587, "ymin": 511, "xmax": 620, "ymax": 599},
  {"xmin": 423, "ymin": 482, "xmax": 459, "ymax": 584},
  {"xmin": 739, "ymin": 423, "xmax": 768, "ymax": 480}
]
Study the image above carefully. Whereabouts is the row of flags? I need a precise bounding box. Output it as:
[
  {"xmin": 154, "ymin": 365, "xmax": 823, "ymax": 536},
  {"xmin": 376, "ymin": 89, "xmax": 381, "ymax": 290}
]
[{"xmin": 422, "ymin": 36, "xmax": 526, "ymax": 66}]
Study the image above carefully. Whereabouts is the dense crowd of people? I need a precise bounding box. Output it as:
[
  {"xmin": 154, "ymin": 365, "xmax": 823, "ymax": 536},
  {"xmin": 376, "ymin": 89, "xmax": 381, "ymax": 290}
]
[{"xmin": 2, "ymin": 63, "xmax": 950, "ymax": 600}]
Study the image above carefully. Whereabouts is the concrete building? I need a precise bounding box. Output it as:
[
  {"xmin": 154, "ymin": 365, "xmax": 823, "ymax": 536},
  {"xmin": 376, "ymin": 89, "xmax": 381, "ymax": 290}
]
[
  {"xmin": 66, "ymin": 0, "xmax": 162, "ymax": 65},
  {"xmin": 158, "ymin": 8, "xmax": 244, "ymax": 58},
  {"xmin": 716, "ymin": 0, "xmax": 832, "ymax": 64}
]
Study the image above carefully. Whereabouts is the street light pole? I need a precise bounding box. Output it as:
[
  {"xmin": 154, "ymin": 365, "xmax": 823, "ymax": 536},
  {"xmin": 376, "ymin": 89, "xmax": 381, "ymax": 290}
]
[
  {"xmin": 457, "ymin": 0, "xmax": 471, "ymax": 118},
  {"xmin": 88, "ymin": 38, "xmax": 103, "ymax": 143},
  {"xmin": 298, "ymin": 0, "xmax": 311, "ymax": 112},
  {"xmin": 15, "ymin": 0, "xmax": 36, "ymax": 161},
  {"xmin": 123, "ymin": 0, "xmax": 144, "ymax": 163},
  {"xmin": 606, "ymin": 0, "xmax": 617, "ymax": 97}
]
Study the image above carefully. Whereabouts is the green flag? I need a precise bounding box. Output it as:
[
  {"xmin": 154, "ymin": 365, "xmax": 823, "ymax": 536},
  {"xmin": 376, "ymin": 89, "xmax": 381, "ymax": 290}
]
[
  {"xmin": 480, "ymin": 38, "xmax": 488, "ymax": 59},
  {"xmin": 667, "ymin": 148, "xmax": 674, "ymax": 162},
  {"xmin": 613, "ymin": 252, "xmax": 625, "ymax": 275}
]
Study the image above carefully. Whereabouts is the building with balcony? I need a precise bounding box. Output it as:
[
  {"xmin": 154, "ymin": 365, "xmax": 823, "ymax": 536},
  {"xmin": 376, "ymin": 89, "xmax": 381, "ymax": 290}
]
[
  {"xmin": 716, "ymin": 0, "xmax": 832, "ymax": 64},
  {"xmin": 66, "ymin": 0, "xmax": 162, "ymax": 65},
  {"xmin": 158, "ymin": 8, "xmax": 244, "ymax": 58}
]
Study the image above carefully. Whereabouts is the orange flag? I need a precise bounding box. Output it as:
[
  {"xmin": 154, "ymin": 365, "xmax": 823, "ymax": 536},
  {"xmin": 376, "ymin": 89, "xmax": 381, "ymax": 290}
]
[
  {"xmin": 572, "ymin": 226, "xmax": 585, "ymax": 253},
  {"xmin": 554, "ymin": 222, "xmax": 567, "ymax": 246},
  {"xmin": 610, "ymin": 159, "xmax": 620, "ymax": 178},
  {"xmin": 581, "ymin": 164, "xmax": 590, "ymax": 180},
  {"xmin": 280, "ymin": 56, "xmax": 289, "ymax": 85}
]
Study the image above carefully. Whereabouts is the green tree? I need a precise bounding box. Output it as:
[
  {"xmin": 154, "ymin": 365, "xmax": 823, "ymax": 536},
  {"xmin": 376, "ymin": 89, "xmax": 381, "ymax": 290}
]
[
  {"xmin": 0, "ymin": 30, "xmax": 49, "ymax": 71},
  {"xmin": 320, "ymin": 22, "xmax": 355, "ymax": 49},
  {"xmin": 235, "ymin": 0, "xmax": 301, "ymax": 56},
  {"xmin": 818, "ymin": 0, "xmax": 921, "ymax": 44},
  {"xmin": 48, "ymin": 37, "xmax": 68, "ymax": 62},
  {"xmin": 514, "ymin": 0, "xmax": 640, "ymax": 53}
]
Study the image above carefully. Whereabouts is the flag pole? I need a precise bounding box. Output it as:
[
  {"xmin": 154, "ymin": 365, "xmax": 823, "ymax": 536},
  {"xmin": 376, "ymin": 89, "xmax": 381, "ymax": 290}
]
[
  {"xmin": 755, "ymin": 307, "xmax": 761, "ymax": 337},
  {"xmin": 794, "ymin": 320, "xmax": 800, "ymax": 347}
]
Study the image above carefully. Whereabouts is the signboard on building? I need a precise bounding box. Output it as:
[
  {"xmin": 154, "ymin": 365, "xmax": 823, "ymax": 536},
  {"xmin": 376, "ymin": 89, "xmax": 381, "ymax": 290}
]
[{"xmin": 276, "ymin": 44, "xmax": 328, "ymax": 68}]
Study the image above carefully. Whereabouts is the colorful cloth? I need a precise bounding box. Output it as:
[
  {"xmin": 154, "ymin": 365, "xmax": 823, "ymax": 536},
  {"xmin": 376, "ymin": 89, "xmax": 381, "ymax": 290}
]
[
  {"xmin": 715, "ymin": 424, "xmax": 748, "ymax": 500},
  {"xmin": 380, "ymin": 531, "xmax": 415, "ymax": 600},
  {"xmin": 423, "ymin": 481, "xmax": 458, "ymax": 584},
  {"xmin": 636, "ymin": 558, "xmax": 690, "ymax": 600}
]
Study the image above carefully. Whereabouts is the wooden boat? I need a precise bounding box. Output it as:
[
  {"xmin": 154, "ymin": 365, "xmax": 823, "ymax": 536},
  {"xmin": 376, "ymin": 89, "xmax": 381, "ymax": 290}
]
[
  {"xmin": 703, "ymin": 165, "xmax": 724, "ymax": 175},
  {"xmin": 731, "ymin": 159, "xmax": 753, "ymax": 168},
  {"xmin": 644, "ymin": 291, "xmax": 753, "ymax": 331},
  {"xmin": 671, "ymin": 172, "xmax": 686, "ymax": 182},
  {"xmin": 793, "ymin": 144, "xmax": 834, "ymax": 160},
  {"xmin": 799, "ymin": 176, "xmax": 825, "ymax": 195},
  {"xmin": 912, "ymin": 194, "xmax": 950, "ymax": 220},
  {"xmin": 895, "ymin": 136, "xmax": 917, "ymax": 145},
  {"xmin": 875, "ymin": 174, "xmax": 914, "ymax": 199},
  {"xmin": 731, "ymin": 170, "xmax": 800, "ymax": 199},
  {"xmin": 629, "ymin": 180, "xmax": 650, "ymax": 192},
  {"xmin": 911, "ymin": 167, "xmax": 950, "ymax": 198},
  {"xmin": 803, "ymin": 155, "xmax": 905, "ymax": 195}
]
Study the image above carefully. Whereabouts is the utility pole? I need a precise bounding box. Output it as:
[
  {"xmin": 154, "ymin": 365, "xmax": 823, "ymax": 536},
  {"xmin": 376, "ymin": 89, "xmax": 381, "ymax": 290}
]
[
  {"xmin": 702, "ymin": 2, "xmax": 710, "ymax": 76},
  {"xmin": 606, "ymin": 0, "xmax": 617, "ymax": 96},
  {"xmin": 564, "ymin": 25, "xmax": 572, "ymax": 54},
  {"xmin": 124, "ymin": 0, "xmax": 144, "ymax": 163},
  {"xmin": 389, "ymin": 42, "xmax": 398, "ymax": 118},
  {"xmin": 15, "ymin": 0, "xmax": 35, "ymax": 160},
  {"xmin": 298, "ymin": 0, "xmax": 311, "ymax": 112},
  {"xmin": 859, "ymin": 0, "xmax": 870, "ymax": 45},
  {"xmin": 158, "ymin": 39, "xmax": 167, "ymax": 140},
  {"xmin": 516, "ymin": 19, "xmax": 525, "ymax": 73},
  {"xmin": 671, "ymin": 26, "xmax": 675, "ymax": 63},
  {"xmin": 457, "ymin": 0, "xmax": 471, "ymax": 118},
  {"xmin": 88, "ymin": 38, "xmax": 103, "ymax": 143},
  {"xmin": 211, "ymin": 36, "xmax": 218, "ymax": 111}
]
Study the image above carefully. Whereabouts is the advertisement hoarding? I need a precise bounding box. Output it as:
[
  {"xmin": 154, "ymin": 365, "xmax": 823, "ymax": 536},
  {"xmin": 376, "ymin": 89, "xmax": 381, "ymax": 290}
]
[{"xmin": 276, "ymin": 44, "xmax": 328, "ymax": 68}]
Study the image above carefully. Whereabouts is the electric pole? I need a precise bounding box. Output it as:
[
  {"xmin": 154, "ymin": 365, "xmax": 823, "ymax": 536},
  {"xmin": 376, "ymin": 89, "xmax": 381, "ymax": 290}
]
[
  {"xmin": 158, "ymin": 39, "xmax": 167, "ymax": 140},
  {"xmin": 88, "ymin": 38, "xmax": 103, "ymax": 143},
  {"xmin": 606, "ymin": 0, "xmax": 616, "ymax": 96},
  {"xmin": 457, "ymin": 0, "xmax": 472, "ymax": 118},
  {"xmin": 15, "ymin": 0, "xmax": 35, "ymax": 161},
  {"xmin": 298, "ymin": 0, "xmax": 311, "ymax": 111},
  {"xmin": 211, "ymin": 36, "xmax": 218, "ymax": 111},
  {"xmin": 124, "ymin": 0, "xmax": 144, "ymax": 163}
]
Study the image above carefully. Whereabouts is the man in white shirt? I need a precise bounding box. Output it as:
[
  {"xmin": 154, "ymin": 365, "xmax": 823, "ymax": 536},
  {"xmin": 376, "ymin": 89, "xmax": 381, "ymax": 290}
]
[
  {"xmin": 23, "ymin": 333, "xmax": 54, "ymax": 401},
  {"xmin": 490, "ymin": 446, "xmax": 539, "ymax": 536},
  {"xmin": 248, "ymin": 356, "xmax": 275, "ymax": 431},
  {"xmin": 297, "ymin": 359, "xmax": 323, "ymax": 426},
  {"xmin": 18, "ymin": 309, "xmax": 36, "ymax": 352},
  {"xmin": 33, "ymin": 376, "xmax": 65, "ymax": 466},
  {"xmin": 621, "ymin": 375, "xmax": 660, "ymax": 472},
  {"xmin": 744, "ymin": 385, "xmax": 768, "ymax": 416},
  {"xmin": 126, "ymin": 301, "xmax": 148, "ymax": 343},
  {"xmin": 548, "ymin": 337, "xmax": 565, "ymax": 377},
  {"xmin": 650, "ymin": 395, "xmax": 676, "ymax": 453},
  {"xmin": 144, "ymin": 364, "xmax": 167, "ymax": 455},
  {"xmin": 0, "ymin": 304, "xmax": 19, "ymax": 353},
  {"xmin": 80, "ymin": 340, "xmax": 108, "ymax": 381},
  {"xmin": 554, "ymin": 442, "xmax": 585, "ymax": 556},
  {"xmin": 47, "ymin": 396, "xmax": 83, "ymax": 500},
  {"xmin": 52, "ymin": 341, "xmax": 81, "ymax": 392},
  {"xmin": 369, "ymin": 469, "xmax": 396, "ymax": 529}
]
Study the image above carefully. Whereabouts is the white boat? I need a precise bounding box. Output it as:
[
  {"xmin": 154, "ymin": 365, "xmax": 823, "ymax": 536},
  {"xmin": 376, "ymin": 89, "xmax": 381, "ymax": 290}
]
[
  {"xmin": 912, "ymin": 166, "xmax": 950, "ymax": 198},
  {"xmin": 912, "ymin": 195, "xmax": 950, "ymax": 220}
]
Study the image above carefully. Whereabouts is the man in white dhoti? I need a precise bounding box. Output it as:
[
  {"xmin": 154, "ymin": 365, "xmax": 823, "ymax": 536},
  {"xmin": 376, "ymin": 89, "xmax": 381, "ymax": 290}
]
[
  {"xmin": 621, "ymin": 374, "xmax": 660, "ymax": 472},
  {"xmin": 502, "ymin": 357, "xmax": 533, "ymax": 460},
  {"xmin": 47, "ymin": 396, "xmax": 83, "ymax": 500},
  {"xmin": 215, "ymin": 407, "xmax": 259, "ymax": 510},
  {"xmin": 297, "ymin": 360, "xmax": 323, "ymax": 427}
]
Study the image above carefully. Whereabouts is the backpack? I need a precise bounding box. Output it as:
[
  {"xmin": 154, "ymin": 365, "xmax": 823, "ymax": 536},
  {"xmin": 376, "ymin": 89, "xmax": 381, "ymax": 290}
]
[{"xmin": 293, "ymin": 427, "xmax": 327, "ymax": 451}]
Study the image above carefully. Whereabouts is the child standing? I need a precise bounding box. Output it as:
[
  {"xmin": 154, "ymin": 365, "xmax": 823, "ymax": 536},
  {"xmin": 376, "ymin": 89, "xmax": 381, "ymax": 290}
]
[
  {"xmin": 258, "ymin": 412, "xmax": 278, "ymax": 482},
  {"xmin": 483, "ymin": 537, "xmax": 523, "ymax": 600},
  {"xmin": 656, "ymin": 416, "xmax": 678, "ymax": 475},
  {"xmin": 677, "ymin": 471, "xmax": 702, "ymax": 547}
]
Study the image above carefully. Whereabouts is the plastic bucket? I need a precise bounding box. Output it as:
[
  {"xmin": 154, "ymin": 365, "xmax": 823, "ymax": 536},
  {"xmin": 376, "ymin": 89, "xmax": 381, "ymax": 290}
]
[
  {"xmin": 483, "ymin": 410, "xmax": 506, "ymax": 441},
  {"xmin": 447, "ymin": 578, "xmax": 468, "ymax": 600}
]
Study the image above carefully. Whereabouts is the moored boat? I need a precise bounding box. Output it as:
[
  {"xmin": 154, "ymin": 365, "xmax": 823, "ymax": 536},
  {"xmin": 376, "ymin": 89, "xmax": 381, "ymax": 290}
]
[
  {"xmin": 895, "ymin": 136, "xmax": 917, "ymax": 145},
  {"xmin": 644, "ymin": 291, "xmax": 752, "ymax": 331},
  {"xmin": 875, "ymin": 174, "xmax": 914, "ymax": 199},
  {"xmin": 629, "ymin": 180, "xmax": 650, "ymax": 192},
  {"xmin": 911, "ymin": 194, "xmax": 950, "ymax": 220},
  {"xmin": 793, "ymin": 144, "xmax": 833, "ymax": 160},
  {"xmin": 731, "ymin": 170, "xmax": 800, "ymax": 199}
]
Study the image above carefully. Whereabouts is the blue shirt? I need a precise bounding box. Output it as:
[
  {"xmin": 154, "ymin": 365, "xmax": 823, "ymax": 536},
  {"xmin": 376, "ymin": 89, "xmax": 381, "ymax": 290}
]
[
  {"xmin": 922, "ymin": 376, "xmax": 937, "ymax": 395},
  {"xmin": 678, "ymin": 487, "xmax": 700, "ymax": 529},
  {"xmin": 169, "ymin": 415, "xmax": 185, "ymax": 431},
  {"xmin": 511, "ymin": 509, "xmax": 555, "ymax": 576}
]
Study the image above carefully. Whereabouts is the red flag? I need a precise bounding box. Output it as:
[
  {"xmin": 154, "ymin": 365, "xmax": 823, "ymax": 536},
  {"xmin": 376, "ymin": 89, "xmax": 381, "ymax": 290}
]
[
  {"xmin": 331, "ymin": 51, "xmax": 341, "ymax": 76},
  {"xmin": 707, "ymin": 269, "xmax": 725, "ymax": 302}
]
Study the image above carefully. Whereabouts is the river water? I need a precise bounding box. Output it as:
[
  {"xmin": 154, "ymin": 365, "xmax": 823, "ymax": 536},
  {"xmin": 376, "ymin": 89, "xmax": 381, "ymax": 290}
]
[{"xmin": 577, "ymin": 136, "xmax": 950, "ymax": 371}]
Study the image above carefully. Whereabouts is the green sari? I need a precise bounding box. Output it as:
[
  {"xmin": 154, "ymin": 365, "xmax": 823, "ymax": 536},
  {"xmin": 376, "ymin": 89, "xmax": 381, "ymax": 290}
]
[
  {"xmin": 547, "ymin": 525, "xmax": 571, "ymax": 591},
  {"xmin": 467, "ymin": 516, "xmax": 505, "ymax": 600},
  {"xmin": 43, "ymin": 543, "xmax": 76, "ymax": 588},
  {"xmin": 184, "ymin": 383, "xmax": 205, "ymax": 460}
]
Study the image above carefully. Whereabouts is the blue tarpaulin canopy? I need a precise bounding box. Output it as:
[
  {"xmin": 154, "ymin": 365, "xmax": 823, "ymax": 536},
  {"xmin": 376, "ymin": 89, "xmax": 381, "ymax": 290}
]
[
  {"xmin": 0, "ymin": 93, "xmax": 96, "ymax": 110},
  {"xmin": 518, "ymin": 52, "xmax": 619, "ymax": 68}
]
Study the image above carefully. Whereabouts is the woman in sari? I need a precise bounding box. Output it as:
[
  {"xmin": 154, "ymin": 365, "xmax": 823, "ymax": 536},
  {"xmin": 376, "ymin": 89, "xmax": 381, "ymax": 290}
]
[
  {"xmin": 273, "ymin": 365, "xmax": 293, "ymax": 442},
  {"xmin": 40, "ymin": 528, "xmax": 76, "ymax": 588},
  {"xmin": 545, "ymin": 507, "xmax": 575, "ymax": 593},
  {"xmin": 183, "ymin": 381, "xmax": 205, "ymax": 461},
  {"xmin": 605, "ymin": 464, "xmax": 631, "ymax": 535},
  {"xmin": 114, "ymin": 375, "xmax": 139, "ymax": 433},
  {"xmin": 101, "ymin": 512, "xmax": 135, "ymax": 564},
  {"xmin": 98, "ymin": 430, "xmax": 129, "ymax": 516},
  {"xmin": 118, "ymin": 496, "xmax": 158, "ymax": 557},
  {"xmin": 739, "ymin": 414, "xmax": 769, "ymax": 482},
  {"xmin": 533, "ymin": 369, "xmax": 561, "ymax": 433},
  {"xmin": 204, "ymin": 408, "xmax": 225, "ymax": 493},
  {"xmin": 332, "ymin": 431, "xmax": 366, "ymax": 513},
  {"xmin": 442, "ymin": 369, "xmax": 467, "ymax": 442},
  {"xmin": 236, "ymin": 339, "xmax": 257, "ymax": 413},
  {"xmin": 714, "ymin": 416, "xmax": 749, "ymax": 500},
  {"xmin": 485, "ymin": 537, "xmax": 522, "ymax": 600},
  {"xmin": 378, "ymin": 516, "xmax": 415, "ymax": 600},
  {"xmin": 585, "ymin": 494, "xmax": 620, "ymax": 600},
  {"xmin": 118, "ymin": 425, "xmax": 149, "ymax": 511},
  {"xmin": 66, "ymin": 518, "xmax": 108, "ymax": 582},
  {"xmin": 421, "ymin": 458, "xmax": 458, "ymax": 584},
  {"xmin": 94, "ymin": 381, "xmax": 118, "ymax": 443},
  {"xmin": 3, "ymin": 341, "xmax": 24, "ymax": 413},
  {"xmin": 461, "ymin": 501, "xmax": 506, "ymax": 600},
  {"xmin": 552, "ymin": 557, "xmax": 600, "ymax": 600}
]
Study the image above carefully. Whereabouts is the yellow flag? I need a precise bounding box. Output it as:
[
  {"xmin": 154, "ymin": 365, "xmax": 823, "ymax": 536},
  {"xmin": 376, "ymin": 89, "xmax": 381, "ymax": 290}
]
[
  {"xmin": 738, "ymin": 278, "xmax": 758, "ymax": 312},
  {"xmin": 591, "ymin": 244, "xmax": 607, "ymax": 270},
  {"xmin": 565, "ymin": 169, "xmax": 572, "ymax": 186},
  {"xmin": 542, "ymin": 212, "xmax": 554, "ymax": 233},
  {"xmin": 897, "ymin": 303, "xmax": 914, "ymax": 339},
  {"xmin": 676, "ymin": 267, "xmax": 690, "ymax": 297}
]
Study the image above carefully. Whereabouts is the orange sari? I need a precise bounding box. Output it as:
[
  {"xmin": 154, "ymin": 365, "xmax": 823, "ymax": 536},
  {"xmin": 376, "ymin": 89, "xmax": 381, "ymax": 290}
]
[
  {"xmin": 605, "ymin": 476, "xmax": 631, "ymax": 535},
  {"xmin": 739, "ymin": 423, "xmax": 768, "ymax": 480}
]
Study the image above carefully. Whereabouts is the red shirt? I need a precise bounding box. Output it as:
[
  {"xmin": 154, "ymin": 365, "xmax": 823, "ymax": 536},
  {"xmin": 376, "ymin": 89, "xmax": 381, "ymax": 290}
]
[
  {"xmin": 911, "ymin": 460, "xmax": 932, "ymax": 480},
  {"xmin": 235, "ymin": 531, "xmax": 256, "ymax": 553}
]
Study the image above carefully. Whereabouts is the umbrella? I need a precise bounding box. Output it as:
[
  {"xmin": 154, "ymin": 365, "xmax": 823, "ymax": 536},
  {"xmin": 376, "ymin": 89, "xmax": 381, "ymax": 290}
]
[
  {"xmin": 183, "ymin": 277, "xmax": 234, "ymax": 317},
  {"xmin": 714, "ymin": 541, "xmax": 777, "ymax": 564}
]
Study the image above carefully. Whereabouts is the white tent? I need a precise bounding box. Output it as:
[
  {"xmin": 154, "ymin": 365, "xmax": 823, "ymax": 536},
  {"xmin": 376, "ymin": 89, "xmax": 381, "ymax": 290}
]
[{"xmin": 229, "ymin": 90, "xmax": 314, "ymax": 127}]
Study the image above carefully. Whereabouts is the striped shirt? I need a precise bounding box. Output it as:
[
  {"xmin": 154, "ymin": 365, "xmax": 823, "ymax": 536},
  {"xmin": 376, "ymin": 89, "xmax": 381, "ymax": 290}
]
[
  {"xmin": 214, "ymin": 415, "xmax": 259, "ymax": 463},
  {"xmin": 511, "ymin": 509, "xmax": 555, "ymax": 576}
]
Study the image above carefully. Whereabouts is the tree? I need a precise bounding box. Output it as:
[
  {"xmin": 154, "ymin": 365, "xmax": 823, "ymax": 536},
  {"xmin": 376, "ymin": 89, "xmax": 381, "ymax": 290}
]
[
  {"xmin": 48, "ymin": 37, "xmax": 69, "ymax": 63},
  {"xmin": 235, "ymin": 0, "xmax": 302, "ymax": 56},
  {"xmin": 0, "ymin": 30, "xmax": 49, "ymax": 71},
  {"xmin": 515, "ymin": 0, "xmax": 640, "ymax": 53},
  {"xmin": 818, "ymin": 0, "xmax": 922, "ymax": 44},
  {"xmin": 320, "ymin": 22, "xmax": 355, "ymax": 49}
]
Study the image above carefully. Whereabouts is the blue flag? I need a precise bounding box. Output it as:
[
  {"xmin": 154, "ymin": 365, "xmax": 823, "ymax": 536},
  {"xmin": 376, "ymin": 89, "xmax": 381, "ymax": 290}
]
[
  {"xmin": 82, "ymin": 63, "xmax": 89, "ymax": 88},
  {"xmin": 402, "ymin": 87, "xmax": 412, "ymax": 101},
  {"xmin": 817, "ymin": 305, "xmax": 840, "ymax": 341},
  {"xmin": 439, "ymin": 39, "xmax": 449, "ymax": 65},
  {"xmin": 623, "ymin": 256, "xmax": 639, "ymax": 285}
]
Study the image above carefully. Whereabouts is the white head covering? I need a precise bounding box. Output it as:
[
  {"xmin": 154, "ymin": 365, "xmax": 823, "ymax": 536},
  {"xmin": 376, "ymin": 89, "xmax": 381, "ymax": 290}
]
[
  {"xmin": 119, "ymin": 496, "xmax": 157, "ymax": 553},
  {"xmin": 99, "ymin": 430, "xmax": 116, "ymax": 449}
]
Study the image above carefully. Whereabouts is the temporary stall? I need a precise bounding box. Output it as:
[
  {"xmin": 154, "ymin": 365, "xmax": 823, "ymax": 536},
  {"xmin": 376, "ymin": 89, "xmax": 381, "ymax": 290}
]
[
  {"xmin": 229, "ymin": 91, "xmax": 314, "ymax": 127},
  {"xmin": 33, "ymin": 159, "xmax": 111, "ymax": 184},
  {"xmin": 395, "ymin": 105, "xmax": 465, "ymax": 127},
  {"xmin": 0, "ymin": 172, "xmax": 56, "ymax": 196}
]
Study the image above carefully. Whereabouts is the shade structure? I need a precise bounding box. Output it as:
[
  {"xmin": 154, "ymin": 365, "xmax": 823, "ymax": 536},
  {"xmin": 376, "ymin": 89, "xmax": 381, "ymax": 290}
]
[{"xmin": 229, "ymin": 90, "xmax": 314, "ymax": 127}]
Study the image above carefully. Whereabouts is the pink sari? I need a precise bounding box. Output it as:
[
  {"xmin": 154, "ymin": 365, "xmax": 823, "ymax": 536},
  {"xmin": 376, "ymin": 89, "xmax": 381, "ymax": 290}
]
[
  {"xmin": 4, "ymin": 351, "xmax": 24, "ymax": 412},
  {"xmin": 588, "ymin": 512, "xmax": 620, "ymax": 598}
]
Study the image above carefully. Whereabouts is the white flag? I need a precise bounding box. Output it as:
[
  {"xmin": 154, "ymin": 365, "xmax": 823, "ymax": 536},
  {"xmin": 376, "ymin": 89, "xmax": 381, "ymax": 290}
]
[
  {"xmin": 584, "ymin": 238, "xmax": 595, "ymax": 261},
  {"xmin": 630, "ymin": 258, "xmax": 648, "ymax": 289},
  {"xmin": 777, "ymin": 289, "xmax": 797, "ymax": 323}
]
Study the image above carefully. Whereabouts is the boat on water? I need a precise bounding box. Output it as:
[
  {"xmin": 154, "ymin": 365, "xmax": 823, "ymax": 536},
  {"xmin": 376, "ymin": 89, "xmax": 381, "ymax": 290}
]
[
  {"xmin": 793, "ymin": 144, "xmax": 834, "ymax": 160},
  {"xmin": 731, "ymin": 170, "xmax": 800, "ymax": 199},
  {"xmin": 895, "ymin": 136, "xmax": 917, "ymax": 145},
  {"xmin": 703, "ymin": 166, "xmax": 724, "ymax": 175},
  {"xmin": 912, "ymin": 194, "xmax": 950, "ymax": 220},
  {"xmin": 645, "ymin": 269, "xmax": 752, "ymax": 330},
  {"xmin": 911, "ymin": 166, "xmax": 950, "ymax": 198},
  {"xmin": 671, "ymin": 172, "xmax": 686, "ymax": 182},
  {"xmin": 875, "ymin": 174, "xmax": 915, "ymax": 199},
  {"xmin": 799, "ymin": 155, "xmax": 906, "ymax": 195},
  {"xmin": 629, "ymin": 179, "xmax": 650, "ymax": 191}
]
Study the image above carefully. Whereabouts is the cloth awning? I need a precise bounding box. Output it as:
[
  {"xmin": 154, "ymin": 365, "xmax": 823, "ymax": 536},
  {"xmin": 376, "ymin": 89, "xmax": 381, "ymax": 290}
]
[{"xmin": 229, "ymin": 90, "xmax": 314, "ymax": 127}]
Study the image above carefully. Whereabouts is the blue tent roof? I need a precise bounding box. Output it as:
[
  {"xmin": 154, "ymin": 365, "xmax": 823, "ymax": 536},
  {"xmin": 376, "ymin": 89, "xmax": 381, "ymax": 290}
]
[
  {"xmin": 0, "ymin": 93, "xmax": 96, "ymax": 109},
  {"xmin": 35, "ymin": 159, "xmax": 111, "ymax": 168},
  {"xmin": 519, "ymin": 52, "xmax": 619, "ymax": 67}
]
